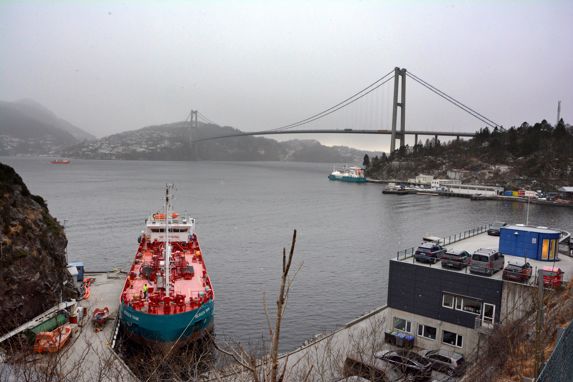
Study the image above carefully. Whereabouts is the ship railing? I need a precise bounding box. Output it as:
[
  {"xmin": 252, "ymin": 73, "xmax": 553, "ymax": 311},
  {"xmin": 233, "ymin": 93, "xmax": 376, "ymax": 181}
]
[{"xmin": 395, "ymin": 224, "xmax": 491, "ymax": 261}]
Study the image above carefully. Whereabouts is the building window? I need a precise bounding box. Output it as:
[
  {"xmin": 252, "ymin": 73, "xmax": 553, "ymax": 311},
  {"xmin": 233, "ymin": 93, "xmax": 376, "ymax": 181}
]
[
  {"xmin": 455, "ymin": 296, "xmax": 463, "ymax": 311},
  {"xmin": 417, "ymin": 324, "xmax": 437, "ymax": 340},
  {"xmin": 442, "ymin": 330, "xmax": 463, "ymax": 348},
  {"xmin": 462, "ymin": 298, "xmax": 482, "ymax": 315},
  {"xmin": 442, "ymin": 294, "xmax": 454, "ymax": 308},
  {"xmin": 393, "ymin": 317, "xmax": 412, "ymax": 333},
  {"xmin": 443, "ymin": 293, "xmax": 482, "ymax": 315}
]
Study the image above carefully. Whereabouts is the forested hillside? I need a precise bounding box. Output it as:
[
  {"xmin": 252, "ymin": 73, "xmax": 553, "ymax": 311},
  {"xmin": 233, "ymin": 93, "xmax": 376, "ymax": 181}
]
[{"xmin": 366, "ymin": 119, "xmax": 573, "ymax": 190}]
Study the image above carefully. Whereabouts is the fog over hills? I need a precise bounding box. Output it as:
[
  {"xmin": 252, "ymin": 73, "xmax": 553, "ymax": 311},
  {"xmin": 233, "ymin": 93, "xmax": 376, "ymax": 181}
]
[
  {"xmin": 62, "ymin": 121, "xmax": 378, "ymax": 163},
  {"xmin": 0, "ymin": 99, "xmax": 96, "ymax": 156},
  {"xmin": 9, "ymin": 99, "xmax": 96, "ymax": 141},
  {"xmin": 0, "ymin": 99, "xmax": 375, "ymax": 162}
]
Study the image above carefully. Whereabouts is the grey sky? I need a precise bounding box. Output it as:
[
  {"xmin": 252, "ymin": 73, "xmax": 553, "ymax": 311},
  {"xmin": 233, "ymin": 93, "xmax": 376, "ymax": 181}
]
[{"xmin": 1, "ymin": 0, "xmax": 572, "ymax": 151}]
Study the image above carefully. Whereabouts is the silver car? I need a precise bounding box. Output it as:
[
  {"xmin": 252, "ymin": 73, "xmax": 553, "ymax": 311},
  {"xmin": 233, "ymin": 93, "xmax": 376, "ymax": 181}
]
[
  {"xmin": 469, "ymin": 248, "xmax": 504, "ymax": 276},
  {"xmin": 418, "ymin": 349, "xmax": 466, "ymax": 377}
]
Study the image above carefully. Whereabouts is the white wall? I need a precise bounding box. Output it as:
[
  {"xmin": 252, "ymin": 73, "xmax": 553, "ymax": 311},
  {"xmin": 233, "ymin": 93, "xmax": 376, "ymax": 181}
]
[{"xmin": 385, "ymin": 308, "xmax": 481, "ymax": 358}]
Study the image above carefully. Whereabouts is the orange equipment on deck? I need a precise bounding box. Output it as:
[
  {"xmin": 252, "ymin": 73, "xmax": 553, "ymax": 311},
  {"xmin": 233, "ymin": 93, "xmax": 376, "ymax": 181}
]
[
  {"xmin": 92, "ymin": 307, "xmax": 111, "ymax": 331},
  {"xmin": 152, "ymin": 212, "xmax": 179, "ymax": 220},
  {"xmin": 33, "ymin": 324, "xmax": 73, "ymax": 353}
]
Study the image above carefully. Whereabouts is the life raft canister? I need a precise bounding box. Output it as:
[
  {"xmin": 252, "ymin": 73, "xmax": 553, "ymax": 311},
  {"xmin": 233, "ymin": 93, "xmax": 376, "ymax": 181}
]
[{"xmin": 153, "ymin": 212, "xmax": 179, "ymax": 220}]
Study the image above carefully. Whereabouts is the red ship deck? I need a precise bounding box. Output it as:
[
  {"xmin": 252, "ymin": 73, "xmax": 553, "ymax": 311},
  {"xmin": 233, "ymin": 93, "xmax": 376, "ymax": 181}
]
[{"xmin": 120, "ymin": 236, "xmax": 213, "ymax": 315}]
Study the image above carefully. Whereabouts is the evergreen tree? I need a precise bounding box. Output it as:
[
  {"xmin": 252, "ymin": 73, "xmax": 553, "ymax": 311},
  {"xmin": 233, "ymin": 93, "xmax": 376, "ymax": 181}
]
[{"xmin": 363, "ymin": 154, "xmax": 370, "ymax": 168}]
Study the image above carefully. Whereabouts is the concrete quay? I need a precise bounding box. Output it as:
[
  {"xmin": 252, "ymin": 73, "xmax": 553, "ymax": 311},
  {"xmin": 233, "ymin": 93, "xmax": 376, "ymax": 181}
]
[{"xmin": 61, "ymin": 271, "xmax": 136, "ymax": 382}]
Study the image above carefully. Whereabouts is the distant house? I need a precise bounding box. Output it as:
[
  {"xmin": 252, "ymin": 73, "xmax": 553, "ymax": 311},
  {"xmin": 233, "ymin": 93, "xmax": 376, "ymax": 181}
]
[
  {"xmin": 447, "ymin": 169, "xmax": 469, "ymax": 180},
  {"xmin": 414, "ymin": 174, "xmax": 434, "ymax": 185},
  {"xmin": 431, "ymin": 179, "xmax": 461, "ymax": 189},
  {"xmin": 558, "ymin": 186, "xmax": 573, "ymax": 201}
]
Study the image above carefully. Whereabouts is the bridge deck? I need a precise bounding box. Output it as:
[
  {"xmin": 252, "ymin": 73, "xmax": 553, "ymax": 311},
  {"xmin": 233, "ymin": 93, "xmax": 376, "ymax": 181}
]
[{"xmin": 246, "ymin": 129, "xmax": 475, "ymax": 137}]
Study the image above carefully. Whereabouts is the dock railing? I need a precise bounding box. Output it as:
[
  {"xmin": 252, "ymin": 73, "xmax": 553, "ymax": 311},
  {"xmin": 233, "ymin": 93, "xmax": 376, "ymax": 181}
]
[{"xmin": 395, "ymin": 224, "xmax": 491, "ymax": 261}]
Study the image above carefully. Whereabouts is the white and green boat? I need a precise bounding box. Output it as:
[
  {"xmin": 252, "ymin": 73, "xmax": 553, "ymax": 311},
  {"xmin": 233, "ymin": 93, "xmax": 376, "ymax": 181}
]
[{"xmin": 328, "ymin": 166, "xmax": 367, "ymax": 183}]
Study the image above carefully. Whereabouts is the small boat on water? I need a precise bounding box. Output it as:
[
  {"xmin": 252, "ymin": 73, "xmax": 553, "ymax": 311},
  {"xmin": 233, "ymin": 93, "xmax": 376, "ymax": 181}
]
[
  {"xmin": 328, "ymin": 166, "xmax": 367, "ymax": 183},
  {"xmin": 50, "ymin": 159, "xmax": 70, "ymax": 164},
  {"xmin": 119, "ymin": 185, "xmax": 214, "ymax": 346},
  {"xmin": 33, "ymin": 324, "xmax": 72, "ymax": 353}
]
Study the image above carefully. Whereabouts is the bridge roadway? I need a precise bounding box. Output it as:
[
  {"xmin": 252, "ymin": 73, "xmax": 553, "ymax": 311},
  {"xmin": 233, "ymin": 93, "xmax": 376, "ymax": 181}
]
[
  {"xmin": 240, "ymin": 129, "xmax": 475, "ymax": 138},
  {"xmin": 195, "ymin": 129, "xmax": 476, "ymax": 145}
]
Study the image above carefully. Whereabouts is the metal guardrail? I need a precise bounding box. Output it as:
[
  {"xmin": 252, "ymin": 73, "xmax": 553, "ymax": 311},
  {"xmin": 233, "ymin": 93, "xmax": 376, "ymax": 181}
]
[
  {"xmin": 395, "ymin": 224, "xmax": 491, "ymax": 261},
  {"xmin": 442, "ymin": 224, "xmax": 490, "ymax": 246},
  {"xmin": 396, "ymin": 247, "xmax": 416, "ymax": 261}
]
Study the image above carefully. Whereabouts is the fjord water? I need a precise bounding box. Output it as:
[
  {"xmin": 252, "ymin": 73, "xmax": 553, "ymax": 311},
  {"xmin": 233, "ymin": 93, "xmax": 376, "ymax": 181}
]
[{"xmin": 3, "ymin": 157, "xmax": 572, "ymax": 351}]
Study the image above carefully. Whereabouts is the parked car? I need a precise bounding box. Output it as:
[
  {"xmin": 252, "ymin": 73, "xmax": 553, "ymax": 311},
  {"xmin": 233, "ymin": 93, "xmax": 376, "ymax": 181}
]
[
  {"xmin": 418, "ymin": 349, "xmax": 466, "ymax": 377},
  {"xmin": 469, "ymin": 248, "xmax": 505, "ymax": 276},
  {"xmin": 441, "ymin": 250, "xmax": 470, "ymax": 270},
  {"xmin": 542, "ymin": 267, "xmax": 564, "ymax": 288},
  {"xmin": 422, "ymin": 236, "xmax": 442, "ymax": 244},
  {"xmin": 502, "ymin": 262, "xmax": 532, "ymax": 283},
  {"xmin": 374, "ymin": 350, "xmax": 432, "ymax": 381},
  {"xmin": 414, "ymin": 242, "xmax": 446, "ymax": 264},
  {"xmin": 487, "ymin": 221, "xmax": 507, "ymax": 236},
  {"xmin": 343, "ymin": 353, "xmax": 406, "ymax": 382}
]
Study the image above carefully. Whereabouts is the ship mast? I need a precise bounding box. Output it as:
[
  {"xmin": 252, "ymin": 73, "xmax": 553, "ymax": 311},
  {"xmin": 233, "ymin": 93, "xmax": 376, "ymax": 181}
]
[{"xmin": 164, "ymin": 184, "xmax": 173, "ymax": 296}]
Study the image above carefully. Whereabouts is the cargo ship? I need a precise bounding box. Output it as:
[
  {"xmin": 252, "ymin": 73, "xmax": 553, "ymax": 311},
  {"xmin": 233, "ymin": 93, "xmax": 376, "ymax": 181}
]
[
  {"xmin": 328, "ymin": 166, "xmax": 367, "ymax": 183},
  {"xmin": 119, "ymin": 185, "xmax": 214, "ymax": 345}
]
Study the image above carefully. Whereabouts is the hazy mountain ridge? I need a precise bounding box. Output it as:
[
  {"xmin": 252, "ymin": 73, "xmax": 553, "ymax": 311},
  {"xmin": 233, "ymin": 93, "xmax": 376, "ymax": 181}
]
[
  {"xmin": 62, "ymin": 121, "xmax": 378, "ymax": 163},
  {"xmin": 0, "ymin": 100, "xmax": 95, "ymax": 155},
  {"xmin": 11, "ymin": 99, "xmax": 96, "ymax": 141}
]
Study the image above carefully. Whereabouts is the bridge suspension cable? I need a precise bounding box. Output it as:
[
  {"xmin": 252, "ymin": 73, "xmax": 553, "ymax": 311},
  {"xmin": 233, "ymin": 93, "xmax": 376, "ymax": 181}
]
[
  {"xmin": 197, "ymin": 111, "xmax": 217, "ymax": 125},
  {"xmin": 185, "ymin": 109, "xmax": 218, "ymax": 125},
  {"xmin": 192, "ymin": 69, "xmax": 396, "ymax": 143},
  {"xmin": 269, "ymin": 68, "xmax": 395, "ymax": 132},
  {"xmin": 191, "ymin": 66, "xmax": 497, "ymax": 145},
  {"xmin": 406, "ymin": 71, "xmax": 501, "ymax": 129}
]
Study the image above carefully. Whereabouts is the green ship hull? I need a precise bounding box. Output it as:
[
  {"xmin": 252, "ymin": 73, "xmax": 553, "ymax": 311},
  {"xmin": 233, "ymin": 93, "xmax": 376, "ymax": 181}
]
[{"xmin": 328, "ymin": 174, "xmax": 368, "ymax": 183}]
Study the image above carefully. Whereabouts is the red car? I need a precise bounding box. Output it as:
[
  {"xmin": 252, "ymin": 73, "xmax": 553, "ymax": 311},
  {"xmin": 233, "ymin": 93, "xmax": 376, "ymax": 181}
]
[
  {"xmin": 543, "ymin": 267, "xmax": 564, "ymax": 288},
  {"xmin": 502, "ymin": 262, "xmax": 532, "ymax": 283}
]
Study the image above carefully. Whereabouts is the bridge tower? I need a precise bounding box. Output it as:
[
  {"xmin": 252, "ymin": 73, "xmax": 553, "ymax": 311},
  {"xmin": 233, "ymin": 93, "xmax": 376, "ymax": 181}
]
[
  {"xmin": 189, "ymin": 110, "xmax": 198, "ymax": 144},
  {"xmin": 390, "ymin": 67, "xmax": 407, "ymax": 152}
]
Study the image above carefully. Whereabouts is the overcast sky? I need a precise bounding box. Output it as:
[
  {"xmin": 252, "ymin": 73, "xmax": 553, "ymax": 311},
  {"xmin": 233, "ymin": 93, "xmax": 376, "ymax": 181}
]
[{"xmin": 1, "ymin": 0, "xmax": 572, "ymax": 151}]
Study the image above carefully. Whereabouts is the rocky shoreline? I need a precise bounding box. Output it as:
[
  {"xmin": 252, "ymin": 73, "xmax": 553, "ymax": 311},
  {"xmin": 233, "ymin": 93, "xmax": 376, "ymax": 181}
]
[{"xmin": 0, "ymin": 163, "xmax": 77, "ymax": 336}]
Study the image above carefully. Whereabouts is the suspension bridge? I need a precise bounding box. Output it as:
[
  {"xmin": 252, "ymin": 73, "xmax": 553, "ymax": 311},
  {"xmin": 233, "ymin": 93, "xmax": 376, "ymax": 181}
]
[{"xmin": 190, "ymin": 67, "xmax": 501, "ymax": 152}]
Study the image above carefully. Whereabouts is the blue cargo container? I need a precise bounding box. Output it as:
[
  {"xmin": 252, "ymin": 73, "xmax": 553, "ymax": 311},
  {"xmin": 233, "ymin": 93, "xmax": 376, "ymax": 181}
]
[
  {"xmin": 499, "ymin": 226, "xmax": 560, "ymax": 261},
  {"xmin": 503, "ymin": 191, "xmax": 514, "ymax": 196}
]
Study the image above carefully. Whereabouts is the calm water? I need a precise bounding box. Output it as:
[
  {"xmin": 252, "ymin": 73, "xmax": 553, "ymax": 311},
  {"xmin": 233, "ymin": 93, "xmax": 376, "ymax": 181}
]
[{"xmin": 2, "ymin": 157, "xmax": 572, "ymax": 350}]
